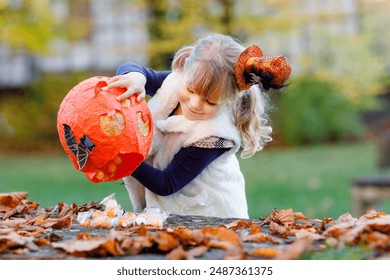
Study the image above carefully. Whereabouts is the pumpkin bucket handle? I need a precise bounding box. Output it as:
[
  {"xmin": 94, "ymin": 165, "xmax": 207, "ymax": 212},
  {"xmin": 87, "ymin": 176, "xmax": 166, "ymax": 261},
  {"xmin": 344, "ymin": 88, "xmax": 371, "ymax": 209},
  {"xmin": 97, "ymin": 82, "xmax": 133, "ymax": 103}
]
[{"xmin": 94, "ymin": 81, "xmax": 108, "ymax": 96}]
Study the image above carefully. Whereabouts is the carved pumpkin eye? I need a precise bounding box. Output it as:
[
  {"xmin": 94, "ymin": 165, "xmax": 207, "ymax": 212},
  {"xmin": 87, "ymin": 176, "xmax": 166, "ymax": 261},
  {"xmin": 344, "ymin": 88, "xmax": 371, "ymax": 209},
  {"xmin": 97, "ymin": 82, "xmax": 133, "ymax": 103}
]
[
  {"xmin": 57, "ymin": 76, "xmax": 153, "ymax": 183},
  {"xmin": 100, "ymin": 110, "xmax": 125, "ymax": 137},
  {"xmin": 137, "ymin": 112, "xmax": 150, "ymax": 137}
]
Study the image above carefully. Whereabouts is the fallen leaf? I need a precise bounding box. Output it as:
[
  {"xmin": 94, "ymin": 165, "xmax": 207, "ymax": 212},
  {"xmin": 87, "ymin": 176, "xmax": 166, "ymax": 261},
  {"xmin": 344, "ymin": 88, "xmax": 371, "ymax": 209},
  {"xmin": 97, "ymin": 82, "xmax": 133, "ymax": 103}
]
[
  {"xmin": 274, "ymin": 238, "xmax": 314, "ymax": 260},
  {"xmin": 185, "ymin": 245, "xmax": 209, "ymax": 259},
  {"xmin": 12, "ymin": 247, "xmax": 29, "ymax": 255},
  {"xmin": 250, "ymin": 247, "xmax": 279, "ymax": 258},
  {"xmin": 0, "ymin": 230, "xmax": 38, "ymax": 253},
  {"xmin": 171, "ymin": 228, "xmax": 204, "ymax": 245},
  {"xmin": 323, "ymin": 213, "xmax": 358, "ymax": 238},
  {"xmin": 221, "ymin": 220, "xmax": 253, "ymax": 230},
  {"xmin": 52, "ymin": 238, "xmax": 107, "ymax": 256},
  {"xmin": 359, "ymin": 209, "xmax": 388, "ymax": 221},
  {"xmin": 153, "ymin": 231, "xmax": 179, "ymax": 252},
  {"xmin": 367, "ymin": 215, "xmax": 390, "ymax": 234},
  {"xmin": 249, "ymin": 224, "xmax": 261, "ymax": 234},
  {"xmin": 201, "ymin": 227, "xmax": 242, "ymax": 249},
  {"xmin": 242, "ymin": 231, "xmax": 279, "ymax": 244},
  {"xmin": 274, "ymin": 208, "xmax": 295, "ymax": 226},
  {"xmin": 294, "ymin": 212, "xmax": 308, "ymax": 220},
  {"xmin": 166, "ymin": 245, "xmax": 186, "ymax": 260},
  {"xmin": 294, "ymin": 229, "xmax": 324, "ymax": 240},
  {"xmin": 201, "ymin": 227, "xmax": 245, "ymax": 260},
  {"xmin": 0, "ymin": 192, "xmax": 28, "ymax": 211},
  {"xmin": 269, "ymin": 221, "xmax": 288, "ymax": 236},
  {"xmin": 365, "ymin": 231, "xmax": 390, "ymax": 249}
]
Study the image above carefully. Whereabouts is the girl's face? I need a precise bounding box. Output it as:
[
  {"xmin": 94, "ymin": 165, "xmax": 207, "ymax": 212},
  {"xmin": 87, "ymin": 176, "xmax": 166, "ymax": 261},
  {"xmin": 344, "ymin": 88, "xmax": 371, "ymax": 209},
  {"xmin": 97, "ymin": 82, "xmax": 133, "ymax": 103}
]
[{"xmin": 177, "ymin": 83, "xmax": 222, "ymax": 121}]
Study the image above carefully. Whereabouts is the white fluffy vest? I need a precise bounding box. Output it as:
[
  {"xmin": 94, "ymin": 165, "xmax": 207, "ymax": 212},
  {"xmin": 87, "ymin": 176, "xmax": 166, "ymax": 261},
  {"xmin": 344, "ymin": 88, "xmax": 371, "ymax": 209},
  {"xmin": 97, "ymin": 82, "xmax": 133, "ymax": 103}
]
[{"xmin": 124, "ymin": 72, "xmax": 248, "ymax": 218}]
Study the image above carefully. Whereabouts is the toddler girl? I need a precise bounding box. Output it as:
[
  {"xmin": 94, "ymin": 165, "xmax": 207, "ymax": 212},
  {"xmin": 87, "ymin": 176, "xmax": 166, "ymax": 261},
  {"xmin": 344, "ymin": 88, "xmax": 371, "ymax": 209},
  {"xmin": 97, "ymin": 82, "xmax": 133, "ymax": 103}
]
[{"xmin": 106, "ymin": 33, "xmax": 291, "ymax": 218}]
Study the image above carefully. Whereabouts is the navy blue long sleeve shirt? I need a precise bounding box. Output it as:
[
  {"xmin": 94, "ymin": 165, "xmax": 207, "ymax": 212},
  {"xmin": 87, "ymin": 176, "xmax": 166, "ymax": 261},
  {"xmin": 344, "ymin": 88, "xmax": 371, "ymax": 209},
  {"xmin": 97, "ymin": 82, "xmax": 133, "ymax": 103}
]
[{"xmin": 116, "ymin": 63, "xmax": 229, "ymax": 196}]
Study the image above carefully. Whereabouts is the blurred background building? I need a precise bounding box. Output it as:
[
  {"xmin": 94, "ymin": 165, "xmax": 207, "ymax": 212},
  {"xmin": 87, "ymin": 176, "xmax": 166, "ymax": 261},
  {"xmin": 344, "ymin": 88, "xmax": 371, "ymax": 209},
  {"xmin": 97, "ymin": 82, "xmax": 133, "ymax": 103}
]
[
  {"xmin": 0, "ymin": 0, "xmax": 359, "ymax": 88},
  {"xmin": 0, "ymin": 0, "xmax": 148, "ymax": 87}
]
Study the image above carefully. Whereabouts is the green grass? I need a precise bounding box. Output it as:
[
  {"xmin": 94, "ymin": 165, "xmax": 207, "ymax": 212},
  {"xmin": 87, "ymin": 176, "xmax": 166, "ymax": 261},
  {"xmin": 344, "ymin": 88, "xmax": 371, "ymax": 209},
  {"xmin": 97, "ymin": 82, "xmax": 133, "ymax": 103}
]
[
  {"xmin": 1, "ymin": 141, "xmax": 389, "ymax": 219},
  {"xmin": 300, "ymin": 244, "xmax": 374, "ymax": 260},
  {"xmin": 241, "ymin": 141, "xmax": 390, "ymax": 219}
]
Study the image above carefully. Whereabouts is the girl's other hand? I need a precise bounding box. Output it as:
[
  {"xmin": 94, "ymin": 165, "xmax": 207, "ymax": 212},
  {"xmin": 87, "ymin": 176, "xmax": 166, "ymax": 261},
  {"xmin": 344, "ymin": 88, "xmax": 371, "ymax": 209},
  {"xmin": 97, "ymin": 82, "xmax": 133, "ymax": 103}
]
[{"xmin": 105, "ymin": 72, "xmax": 147, "ymax": 102}]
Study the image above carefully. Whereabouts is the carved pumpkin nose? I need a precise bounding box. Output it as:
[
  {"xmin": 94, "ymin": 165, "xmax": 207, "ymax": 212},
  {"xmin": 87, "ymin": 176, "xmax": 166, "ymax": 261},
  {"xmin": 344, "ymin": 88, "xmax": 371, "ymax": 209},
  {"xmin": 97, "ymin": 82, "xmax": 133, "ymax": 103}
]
[{"xmin": 57, "ymin": 76, "xmax": 153, "ymax": 183}]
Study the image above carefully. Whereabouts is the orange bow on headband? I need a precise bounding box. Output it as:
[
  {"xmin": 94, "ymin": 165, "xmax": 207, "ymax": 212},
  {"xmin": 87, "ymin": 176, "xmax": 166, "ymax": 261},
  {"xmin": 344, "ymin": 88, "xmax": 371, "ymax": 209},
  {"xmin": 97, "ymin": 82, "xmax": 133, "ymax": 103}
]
[{"xmin": 235, "ymin": 45, "xmax": 291, "ymax": 91}]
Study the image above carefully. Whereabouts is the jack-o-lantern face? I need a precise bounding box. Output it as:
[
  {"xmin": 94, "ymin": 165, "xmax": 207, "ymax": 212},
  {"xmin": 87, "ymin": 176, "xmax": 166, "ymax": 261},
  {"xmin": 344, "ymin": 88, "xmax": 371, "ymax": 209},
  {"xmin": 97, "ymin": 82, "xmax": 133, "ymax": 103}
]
[{"xmin": 57, "ymin": 76, "xmax": 153, "ymax": 183}]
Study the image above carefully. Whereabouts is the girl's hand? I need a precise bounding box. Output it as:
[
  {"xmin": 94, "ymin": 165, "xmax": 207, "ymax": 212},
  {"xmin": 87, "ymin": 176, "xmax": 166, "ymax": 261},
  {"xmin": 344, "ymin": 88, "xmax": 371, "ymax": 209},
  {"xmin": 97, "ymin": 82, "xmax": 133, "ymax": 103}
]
[{"xmin": 105, "ymin": 72, "xmax": 147, "ymax": 102}]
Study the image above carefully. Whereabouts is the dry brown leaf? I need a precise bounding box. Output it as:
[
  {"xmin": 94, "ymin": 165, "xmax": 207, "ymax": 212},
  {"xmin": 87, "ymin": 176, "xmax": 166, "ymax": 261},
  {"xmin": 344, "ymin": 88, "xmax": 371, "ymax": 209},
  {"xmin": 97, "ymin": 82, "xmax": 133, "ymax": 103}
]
[
  {"xmin": 102, "ymin": 239, "xmax": 124, "ymax": 256},
  {"xmin": 153, "ymin": 231, "xmax": 179, "ymax": 252},
  {"xmin": 367, "ymin": 215, "xmax": 390, "ymax": 234},
  {"xmin": 166, "ymin": 245, "xmax": 186, "ymax": 260},
  {"xmin": 15, "ymin": 225, "xmax": 46, "ymax": 237},
  {"xmin": 77, "ymin": 201, "xmax": 103, "ymax": 212},
  {"xmin": 166, "ymin": 244, "xmax": 209, "ymax": 260},
  {"xmin": 57, "ymin": 202, "xmax": 73, "ymax": 218},
  {"xmin": 126, "ymin": 235, "xmax": 154, "ymax": 255},
  {"xmin": 51, "ymin": 213, "xmax": 73, "ymax": 229},
  {"xmin": 201, "ymin": 227, "xmax": 245, "ymax": 260},
  {"xmin": 12, "ymin": 247, "xmax": 29, "ymax": 255},
  {"xmin": 224, "ymin": 245, "xmax": 246, "ymax": 260},
  {"xmin": 77, "ymin": 232, "xmax": 92, "ymax": 240},
  {"xmin": 359, "ymin": 209, "xmax": 388, "ymax": 221},
  {"xmin": 0, "ymin": 218, "xmax": 27, "ymax": 229},
  {"xmin": 320, "ymin": 217, "xmax": 334, "ymax": 231},
  {"xmin": 34, "ymin": 238, "xmax": 50, "ymax": 246},
  {"xmin": 365, "ymin": 231, "xmax": 390, "ymax": 248},
  {"xmin": 171, "ymin": 228, "xmax": 205, "ymax": 245},
  {"xmin": 2, "ymin": 202, "xmax": 39, "ymax": 220},
  {"xmin": 260, "ymin": 209, "xmax": 278, "ymax": 225},
  {"xmin": 0, "ymin": 230, "xmax": 38, "ymax": 253},
  {"xmin": 274, "ymin": 208, "xmax": 295, "ymax": 225},
  {"xmin": 294, "ymin": 212, "xmax": 308, "ymax": 220},
  {"xmin": 52, "ymin": 229, "xmax": 130, "ymax": 257},
  {"xmin": 26, "ymin": 212, "xmax": 49, "ymax": 225},
  {"xmin": 201, "ymin": 227, "xmax": 242, "ymax": 249},
  {"xmin": 250, "ymin": 247, "xmax": 280, "ymax": 258},
  {"xmin": 323, "ymin": 213, "xmax": 390, "ymax": 246},
  {"xmin": 323, "ymin": 213, "xmax": 358, "ymax": 238},
  {"xmin": 185, "ymin": 245, "xmax": 209, "ymax": 259},
  {"xmin": 53, "ymin": 238, "xmax": 107, "ymax": 255},
  {"xmin": 249, "ymin": 224, "xmax": 261, "ymax": 234},
  {"xmin": 269, "ymin": 221, "xmax": 287, "ymax": 236},
  {"xmin": 294, "ymin": 229, "xmax": 324, "ymax": 240},
  {"xmin": 0, "ymin": 192, "xmax": 28, "ymax": 211},
  {"xmin": 221, "ymin": 220, "xmax": 253, "ymax": 230},
  {"xmin": 325, "ymin": 237, "xmax": 339, "ymax": 248},
  {"xmin": 242, "ymin": 231, "xmax": 279, "ymax": 244},
  {"xmin": 261, "ymin": 208, "xmax": 303, "ymax": 227},
  {"xmin": 274, "ymin": 238, "xmax": 314, "ymax": 260}
]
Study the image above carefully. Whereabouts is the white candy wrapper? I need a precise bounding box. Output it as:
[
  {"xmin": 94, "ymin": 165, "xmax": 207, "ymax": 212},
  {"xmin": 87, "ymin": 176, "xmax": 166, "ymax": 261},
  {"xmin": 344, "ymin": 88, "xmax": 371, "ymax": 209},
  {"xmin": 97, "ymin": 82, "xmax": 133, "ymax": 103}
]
[
  {"xmin": 77, "ymin": 194, "xmax": 168, "ymax": 229},
  {"xmin": 135, "ymin": 208, "xmax": 169, "ymax": 229}
]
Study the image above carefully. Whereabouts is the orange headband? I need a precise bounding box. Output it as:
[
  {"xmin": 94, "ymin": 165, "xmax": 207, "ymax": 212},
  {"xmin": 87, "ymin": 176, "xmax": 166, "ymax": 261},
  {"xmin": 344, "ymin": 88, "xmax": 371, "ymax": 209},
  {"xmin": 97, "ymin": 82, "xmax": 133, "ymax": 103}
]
[{"xmin": 235, "ymin": 45, "xmax": 291, "ymax": 91}]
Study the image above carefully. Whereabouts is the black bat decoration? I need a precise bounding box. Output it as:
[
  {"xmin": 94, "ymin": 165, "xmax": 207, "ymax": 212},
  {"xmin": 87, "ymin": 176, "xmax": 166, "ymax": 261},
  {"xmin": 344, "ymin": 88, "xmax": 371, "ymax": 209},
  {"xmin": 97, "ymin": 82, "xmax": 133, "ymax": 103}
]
[
  {"xmin": 63, "ymin": 124, "xmax": 77, "ymax": 156},
  {"xmin": 63, "ymin": 124, "xmax": 95, "ymax": 170},
  {"xmin": 80, "ymin": 135, "xmax": 96, "ymax": 152}
]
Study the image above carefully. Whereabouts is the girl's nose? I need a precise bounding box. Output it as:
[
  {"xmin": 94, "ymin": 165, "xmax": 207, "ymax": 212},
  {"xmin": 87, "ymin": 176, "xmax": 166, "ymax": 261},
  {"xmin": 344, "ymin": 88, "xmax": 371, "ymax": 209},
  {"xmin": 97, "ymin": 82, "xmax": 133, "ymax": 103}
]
[{"xmin": 189, "ymin": 95, "xmax": 202, "ymax": 110}]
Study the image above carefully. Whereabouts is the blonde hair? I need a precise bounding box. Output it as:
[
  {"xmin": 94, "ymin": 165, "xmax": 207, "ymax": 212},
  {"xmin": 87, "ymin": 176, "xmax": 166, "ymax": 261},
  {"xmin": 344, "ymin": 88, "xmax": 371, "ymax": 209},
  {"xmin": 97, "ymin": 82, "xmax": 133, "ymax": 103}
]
[{"xmin": 171, "ymin": 33, "xmax": 272, "ymax": 158}]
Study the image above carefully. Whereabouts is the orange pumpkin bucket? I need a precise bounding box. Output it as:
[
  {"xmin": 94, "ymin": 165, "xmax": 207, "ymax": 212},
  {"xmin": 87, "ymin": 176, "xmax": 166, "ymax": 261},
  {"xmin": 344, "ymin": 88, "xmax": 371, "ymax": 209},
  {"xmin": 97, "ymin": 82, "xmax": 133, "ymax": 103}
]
[{"xmin": 57, "ymin": 76, "xmax": 153, "ymax": 183}]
